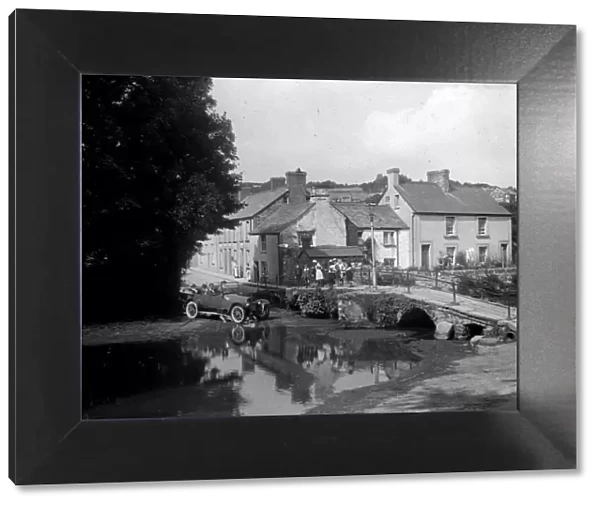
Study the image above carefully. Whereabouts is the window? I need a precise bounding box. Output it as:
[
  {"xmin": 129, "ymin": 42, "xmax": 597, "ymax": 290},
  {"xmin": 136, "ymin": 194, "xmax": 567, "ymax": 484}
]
[
  {"xmin": 445, "ymin": 216, "xmax": 456, "ymax": 236},
  {"xmin": 298, "ymin": 232, "xmax": 313, "ymax": 249},
  {"xmin": 357, "ymin": 231, "xmax": 364, "ymax": 245},
  {"xmin": 383, "ymin": 258, "xmax": 396, "ymax": 267},
  {"xmin": 394, "ymin": 194, "xmax": 399, "ymax": 208},
  {"xmin": 445, "ymin": 246, "xmax": 456, "ymax": 266},
  {"xmin": 383, "ymin": 231, "xmax": 395, "ymax": 246},
  {"xmin": 384, "ymin": 195, "xmax": 390, "ymax": 205},
  {"xmin": 477, "ymin": 217, "xmax": 488, "ymax": 236},
  {"xmin": 260, "ymin": 235, "xmax": 267, "ymax": 252},
  {"xmin": 478, "ymin": 246, "xmax": 488, "ymax": 263}
]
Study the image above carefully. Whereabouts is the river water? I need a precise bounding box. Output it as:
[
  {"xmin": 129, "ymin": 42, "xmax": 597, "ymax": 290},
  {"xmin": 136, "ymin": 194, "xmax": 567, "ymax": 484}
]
[{"xmin": 83, "ymin": 312, "xmax": 462, "ymax": 419}]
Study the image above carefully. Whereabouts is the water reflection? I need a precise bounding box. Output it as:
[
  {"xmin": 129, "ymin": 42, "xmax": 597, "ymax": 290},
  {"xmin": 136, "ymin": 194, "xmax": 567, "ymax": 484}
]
[{"xmin": 83, "ymin": 319, "xmax": 429, "ymax": 419}]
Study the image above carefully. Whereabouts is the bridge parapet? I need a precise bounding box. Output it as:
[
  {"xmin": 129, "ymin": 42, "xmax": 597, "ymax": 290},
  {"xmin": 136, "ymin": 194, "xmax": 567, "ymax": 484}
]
[{"xmin": 288, "ymin": 287, "xmax": 516, "ymax": 341}]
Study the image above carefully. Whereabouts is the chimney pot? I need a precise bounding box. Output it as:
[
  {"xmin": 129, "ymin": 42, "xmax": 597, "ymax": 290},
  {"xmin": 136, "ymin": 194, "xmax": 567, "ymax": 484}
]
[
  {"xmin": 386, "ymin": 167, "xmax": 400, "ymax": 188},
  {"xmin": 285, "ymin": 169, "xmax": 308, "ymax": 205},
  {"xmin": 427, "ymin": 169, "xmax": 450, "ymax": 193}
]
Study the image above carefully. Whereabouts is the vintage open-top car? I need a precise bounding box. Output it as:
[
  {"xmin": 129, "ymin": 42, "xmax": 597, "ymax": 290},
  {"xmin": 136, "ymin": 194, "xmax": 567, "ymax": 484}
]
[{"xmin": 180, "ymin": 281, "xmax": 270, "ymax": 324}]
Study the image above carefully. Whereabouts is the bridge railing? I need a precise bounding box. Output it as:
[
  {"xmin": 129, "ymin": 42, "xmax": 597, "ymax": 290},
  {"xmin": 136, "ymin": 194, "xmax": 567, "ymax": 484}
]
[
  {"xmin": 406, "ymin": 269, "xmax": 516, "ymax": 319},
  {"xmin": 358, "ymin": 266, "xmax": 516, "ymax": 319},
  {"xmin": 273, "ymin": 266, "xmax": 516, "ymax": 319}
]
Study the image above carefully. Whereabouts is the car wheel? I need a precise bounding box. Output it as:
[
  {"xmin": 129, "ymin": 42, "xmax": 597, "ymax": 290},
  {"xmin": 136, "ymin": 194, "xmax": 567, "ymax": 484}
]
[
  {"xmin": 230, "ymin": 304, "xmax": 246, "ymax": 324},
  {"xmin": 230, "ymin": 325, "xmax": 246, "ymax": 345},
  {"xmin": 185, "ymin": 301, "xmax": 199, "ymax": 319}
]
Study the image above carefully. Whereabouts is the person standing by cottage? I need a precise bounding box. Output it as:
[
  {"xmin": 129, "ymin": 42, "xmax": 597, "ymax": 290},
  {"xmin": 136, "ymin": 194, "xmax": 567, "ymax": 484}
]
[
  {"xmin": 302, "ymin": 264, "xmax": 310, "ymax": 287},
  {"xmin": 328, "ymin": 260, "xmax": 337, "ymax": 288},
  {"xmin": 335, "ymin": 259, "xmax": 343, "ymax": 286},
  {"xmin": 340, "ymin": 260, "xmax": 348, "ymax": 286},
  {"xmin": 345, "ymin": 262, "xmax": 354, "ymax": 286},
  {"xmin": 245, "ymin": 263, "xmax": 252, "ymax": 283},
  {"xmin": 232, "ymin": 258, "xmax": 238, "ymax": 278},
  {"xmin": 315, "ymin": 262, "xmax": 324, "ymax": 287}
]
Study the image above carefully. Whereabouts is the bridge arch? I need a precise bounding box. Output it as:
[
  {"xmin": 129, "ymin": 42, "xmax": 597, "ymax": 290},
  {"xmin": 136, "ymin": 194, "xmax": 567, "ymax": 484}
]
[{"xmin": 397, "ymin": 306, "xmax": 437, "ymax": 330}]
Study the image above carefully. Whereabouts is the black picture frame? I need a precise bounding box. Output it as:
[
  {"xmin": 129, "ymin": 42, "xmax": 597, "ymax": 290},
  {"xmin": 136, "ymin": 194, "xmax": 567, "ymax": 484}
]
[{"xmin": 9, "ymin": 9, "xmax": 577, "ymax": 485}]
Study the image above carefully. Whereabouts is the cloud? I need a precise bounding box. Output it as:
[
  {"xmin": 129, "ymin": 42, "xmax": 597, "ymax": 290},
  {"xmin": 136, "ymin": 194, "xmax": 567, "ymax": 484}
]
[
  {"xmin": 361, "ymin": 85, "xmax": 516, "ymax": 183},
  {"xmin": 211, "ymin": 79, "xmax": 516, "ymax": 187},
  {"xmin": 363, "ymin": 86, "xmax": 479, "ymax": 152}
]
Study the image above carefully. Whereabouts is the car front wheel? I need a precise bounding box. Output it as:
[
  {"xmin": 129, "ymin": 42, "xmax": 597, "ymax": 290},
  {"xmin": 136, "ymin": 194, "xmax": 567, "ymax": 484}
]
[
  {"xmin": 185, "ymin": 301, "xmax": 199, "ymax": 319},
  {"xmin": 230, "ymin": 304, "xmax": 247, "ymax": 324}
]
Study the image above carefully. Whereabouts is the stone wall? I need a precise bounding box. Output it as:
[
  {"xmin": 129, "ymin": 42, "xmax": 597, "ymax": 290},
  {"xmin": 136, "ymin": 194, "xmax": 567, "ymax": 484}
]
[{"xmin": 285, "ymin": 287, "xmax": 505, "ymax": 340}]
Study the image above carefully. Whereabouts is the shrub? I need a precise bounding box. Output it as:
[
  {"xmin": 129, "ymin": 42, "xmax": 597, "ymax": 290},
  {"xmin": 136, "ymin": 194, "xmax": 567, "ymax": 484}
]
[
  {"xmin": 287, "ymin": 290, "xmax": 301, "ymax": 310},
  {"xmin": 295, "ymin": 288, "xmax": 340, "ymax": 319},
  {"xmin": 300, "ymin": 293, "xmax": 329, "ymax": 318},
  {"xmin": 371, "ymin": 295, "xmax": 403, "ymax": 328},
  {"xmin": 455, "ymin": 250, "xmax": 468, "ymax": 267}
]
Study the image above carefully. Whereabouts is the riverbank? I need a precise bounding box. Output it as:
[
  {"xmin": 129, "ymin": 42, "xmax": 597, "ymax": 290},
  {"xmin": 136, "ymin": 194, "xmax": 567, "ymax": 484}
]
[{"xmin": 307, "ymin": 339, "xmax": 517, "ymax": 414}]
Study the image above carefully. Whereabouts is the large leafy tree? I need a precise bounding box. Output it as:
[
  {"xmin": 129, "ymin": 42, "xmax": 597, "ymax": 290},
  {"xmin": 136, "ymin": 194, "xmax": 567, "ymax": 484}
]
[{"xmin": 83, "ymin": 76, "xmax": 241, "ymax": 322}]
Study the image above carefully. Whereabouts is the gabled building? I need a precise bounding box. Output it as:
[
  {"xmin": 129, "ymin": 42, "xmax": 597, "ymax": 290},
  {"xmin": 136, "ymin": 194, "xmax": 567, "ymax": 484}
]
[
  {"xmin": 250, "ymin": 194, "xmax": 349, "ymax": 284},
  {"xmin": 380, "ymin": 168, "xmax": 513, "ymax": 269},
  {"xmin": 331, "ymin": 202, "xmax": 410, "ymax": 267},
  {"xmin": 196, "ymin": 170, "xmax": 310, "ymax": 281}
]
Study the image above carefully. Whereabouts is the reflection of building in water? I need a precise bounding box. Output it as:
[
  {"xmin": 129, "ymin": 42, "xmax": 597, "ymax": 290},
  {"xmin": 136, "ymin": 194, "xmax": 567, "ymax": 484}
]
[
  {"xmin": 274, "ymin": 371, "xmax": 294, "ymax": 392},
  {"xmin": 241, "ymin": 354, "xmax": 255, "ymax": 373},
  {"xmin": 312, "ymin": 358, "xmax": 341, "ymax": 401},
  {"xmin": 290, "ymin": 376, "xmax": 313, "ymax": 405},
  {"xmin": 266, "ymin": 325, "xmax": 287, "ymax": 356}
]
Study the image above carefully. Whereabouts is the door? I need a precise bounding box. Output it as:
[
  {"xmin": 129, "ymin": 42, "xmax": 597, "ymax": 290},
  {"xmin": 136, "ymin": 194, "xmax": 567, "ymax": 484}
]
[
  {"xmin": 421, "ymin": 244, "xmax": 431, "ymax": 270},
  {"xmin": 253, "ymin": 261, "xmax": 259, "ymax": 282},
  {"xmin": 500, "ymin": 243, "xmax": 509, "ymax": 267}
]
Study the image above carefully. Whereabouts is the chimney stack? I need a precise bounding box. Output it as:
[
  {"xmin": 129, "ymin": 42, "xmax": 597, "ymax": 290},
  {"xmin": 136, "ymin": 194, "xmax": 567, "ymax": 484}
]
[
  {"xmin": 285, "ymin": 168, "xmax": 308, "ymax": 205},
  {"xmin": 237, "ymin": 188, "xmax": 252, "ymax": 202},
  {"xmin": 427, "ymin": 169, "xmax": 450, "ymax": 193},
  {"xmin": 269, "ymin": 176, "xmax": 286, "ymax": 191},
  {"xmin": 386, "ymin": 168, "xmax": 400, "ymax": 188}
]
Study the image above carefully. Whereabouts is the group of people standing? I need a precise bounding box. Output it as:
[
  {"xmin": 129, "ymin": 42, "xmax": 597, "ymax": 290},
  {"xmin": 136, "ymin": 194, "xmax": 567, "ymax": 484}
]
[
  {"xmin": 231, "ymin": 260, "xmax": 254, "ymax": 282},
  {"xmin": 297, "ymin": 258, "xmax": 357, "ymax": 287}
]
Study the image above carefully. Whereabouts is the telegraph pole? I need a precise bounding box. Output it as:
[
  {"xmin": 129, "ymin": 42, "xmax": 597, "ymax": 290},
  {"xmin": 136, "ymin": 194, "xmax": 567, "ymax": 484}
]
[{"xmin": 367, "ymin": 203, "xmax": 377, "ymax": 289}]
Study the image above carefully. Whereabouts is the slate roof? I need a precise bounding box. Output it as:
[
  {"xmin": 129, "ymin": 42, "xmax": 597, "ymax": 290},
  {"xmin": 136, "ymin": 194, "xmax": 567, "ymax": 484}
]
[
  {"xmin": 250, "ymin": 202, "xmax": 315, "ymax": 234},
  {"xmin": 332, "ymin": 203, "xmax": 409, "ymax": 229},
  {"xmin": 395, "ymin": 183, "xmax": 511, "ymax": 215},
  {"xmin": 229, "ymin": 187, "xmax": 288, "ymax": 220},
  {"xmin": 301, "ymin": 246, "xmax": 364, "ymax": 259}
]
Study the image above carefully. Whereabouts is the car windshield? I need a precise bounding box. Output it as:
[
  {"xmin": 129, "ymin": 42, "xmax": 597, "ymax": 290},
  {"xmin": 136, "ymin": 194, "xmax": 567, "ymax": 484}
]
[{"xmin": 220, "ymin": 282, "xmax": 239, "ymax": 295}]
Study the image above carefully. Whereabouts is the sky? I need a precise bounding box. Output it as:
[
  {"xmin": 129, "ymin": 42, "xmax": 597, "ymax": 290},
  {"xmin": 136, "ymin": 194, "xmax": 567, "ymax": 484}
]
[{"xmin": 211, "ymin": 78, "xmax": 517, "ymax": 188}]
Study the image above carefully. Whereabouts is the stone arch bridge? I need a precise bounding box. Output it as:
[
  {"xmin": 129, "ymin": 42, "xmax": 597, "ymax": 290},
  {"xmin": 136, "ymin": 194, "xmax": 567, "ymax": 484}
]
[{"xmin": 336, "ymin": 291, "xmax": 515, "ymax": 340}]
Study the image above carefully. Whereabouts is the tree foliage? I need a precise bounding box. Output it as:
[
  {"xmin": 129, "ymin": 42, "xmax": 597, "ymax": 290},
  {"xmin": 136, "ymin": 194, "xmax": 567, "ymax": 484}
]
[{"xmin": 83, "ymin": 76, "xmax": 242, "ymax": 322}]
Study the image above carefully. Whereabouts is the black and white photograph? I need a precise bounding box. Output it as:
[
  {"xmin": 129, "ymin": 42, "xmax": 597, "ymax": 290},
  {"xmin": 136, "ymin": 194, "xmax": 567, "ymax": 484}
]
[{"xmin": 82, "ymin": 76, "xmax": 518, "ymax": 419}]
